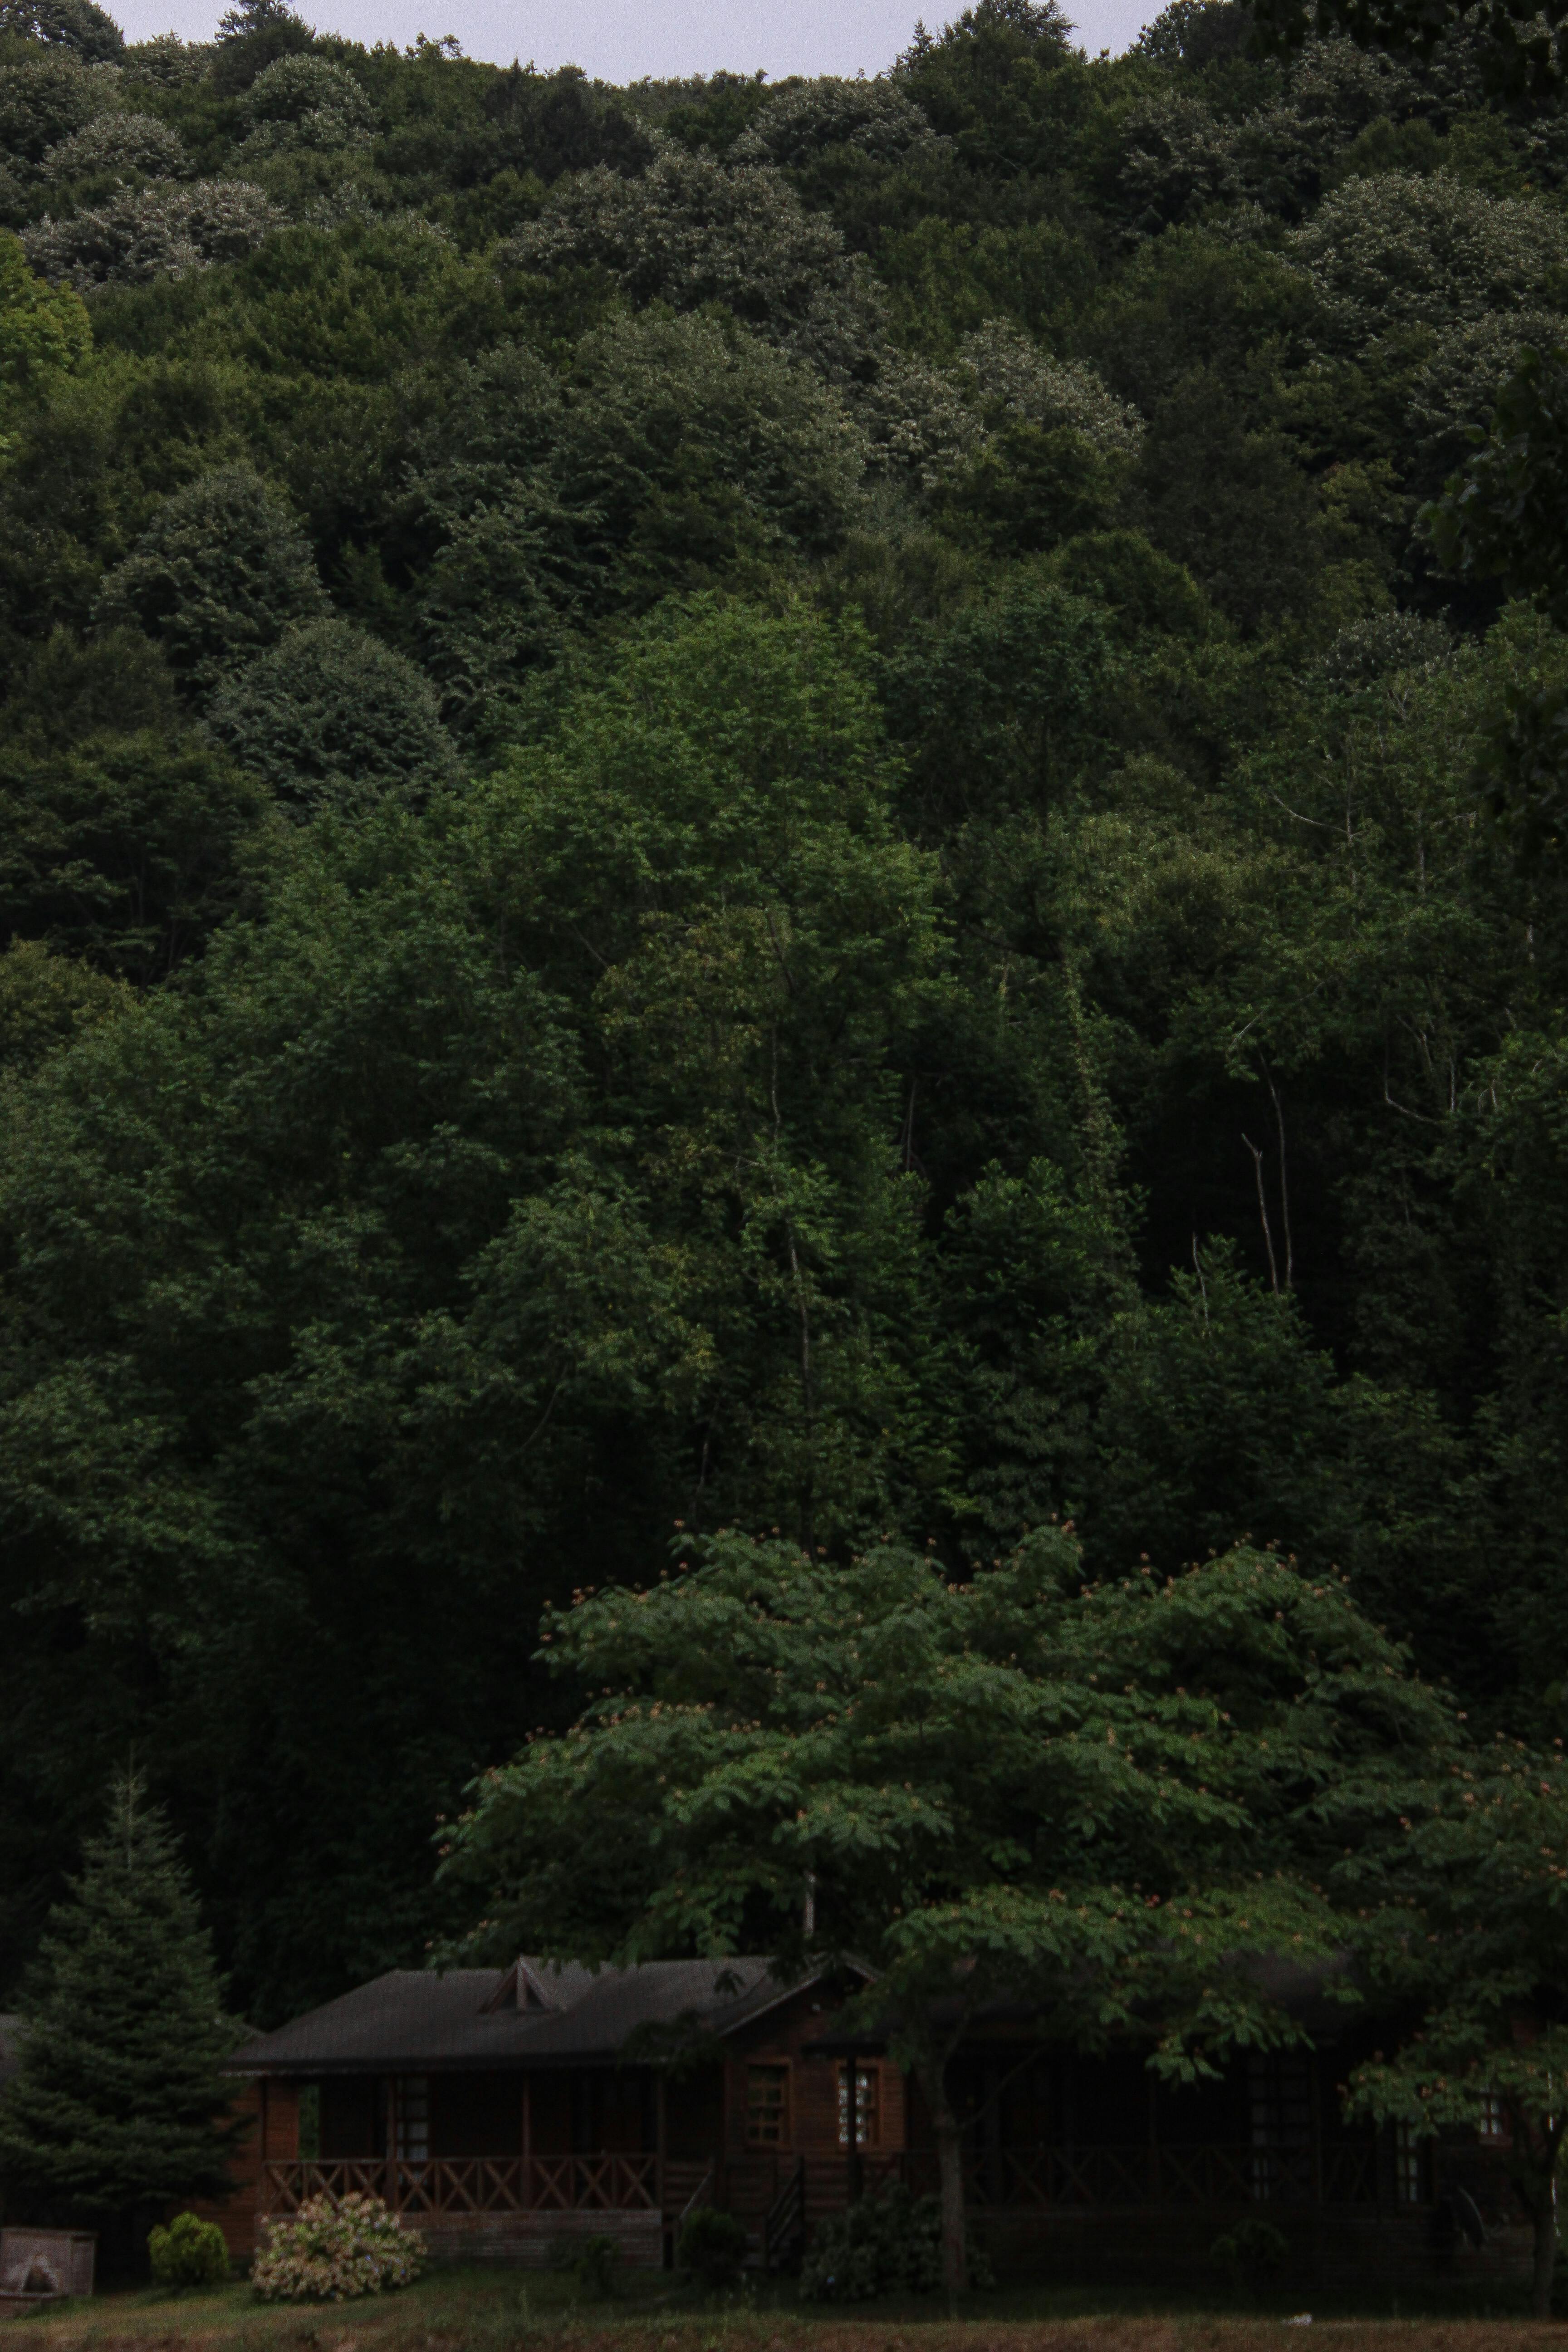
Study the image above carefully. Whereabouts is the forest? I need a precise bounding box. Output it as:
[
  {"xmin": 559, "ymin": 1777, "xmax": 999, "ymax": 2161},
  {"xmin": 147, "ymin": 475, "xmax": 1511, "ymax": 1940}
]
[{"xmin": 1, "ymin": 0, "xmax": 1567, "ymax": 2034}]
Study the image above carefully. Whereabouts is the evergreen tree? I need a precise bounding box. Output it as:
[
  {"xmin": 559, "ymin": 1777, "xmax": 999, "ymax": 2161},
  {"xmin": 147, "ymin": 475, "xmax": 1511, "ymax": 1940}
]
[{"xmin": 0, "ymin": 1774, "xmax": 242, "ymax": 2211}]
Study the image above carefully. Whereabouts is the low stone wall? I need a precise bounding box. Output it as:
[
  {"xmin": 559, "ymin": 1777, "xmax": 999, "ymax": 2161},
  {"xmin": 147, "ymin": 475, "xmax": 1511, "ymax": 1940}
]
[{"xmin": 406, "ymin": 2210, "xmax": 664, "ymax": 2269}]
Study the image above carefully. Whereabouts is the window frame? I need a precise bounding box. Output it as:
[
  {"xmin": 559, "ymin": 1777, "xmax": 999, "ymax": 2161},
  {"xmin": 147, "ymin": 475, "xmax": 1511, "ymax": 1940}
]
[
  {"xmin": 838, "ymin": 2061, "xmax": 882, "ymax": 2150},
  {"xmin": 394, "ymin": 2073, "xmax": 430, "ymax": 2164},
  {"xmin": 745, "ymin": 2061, "xmax": 792, "ymax": 2150}
]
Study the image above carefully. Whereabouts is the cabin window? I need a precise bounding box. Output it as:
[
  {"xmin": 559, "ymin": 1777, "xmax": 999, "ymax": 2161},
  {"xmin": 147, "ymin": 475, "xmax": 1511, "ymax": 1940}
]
[
  {"xmin": 1479, "ymin": 2092, "xmax": 1506, "ymax": 2144},
  {"xmin": 746, "ymin": 2064, "xmax": 790, "ymax": 2147},
  {"xmin": 395, "ymin": 2075, "xmax": 430, "ymax": 2163},
  {"xmin": 324, "ymin": 2077, "xmax": 380, "ymax": 2159},
  {"xmin": 1395, "ymin": 2121, "xmax": 1423, "ymax": 2205},
  {"xmin": 838, "ymin": 2064, "xmax": 880, "ymax": 2148},
  {"xmin": 1248, "ymin": 2052, "xmax": 1308, "ymax": 2201}
]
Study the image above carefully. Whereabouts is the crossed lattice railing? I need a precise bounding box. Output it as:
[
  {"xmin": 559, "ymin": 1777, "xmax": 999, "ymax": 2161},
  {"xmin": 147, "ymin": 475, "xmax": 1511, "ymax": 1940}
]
[
  {"xmin": 260, "ymin": 2154, "xmax": 659, "ymax": 2216},
  {"xmin": 261, "ymin": 2139, "xmax": 1383, "ymax": 2221},
  {"xmin": 862, "ymin": 2141, "xmax": 1381, "ymax": 2209}
]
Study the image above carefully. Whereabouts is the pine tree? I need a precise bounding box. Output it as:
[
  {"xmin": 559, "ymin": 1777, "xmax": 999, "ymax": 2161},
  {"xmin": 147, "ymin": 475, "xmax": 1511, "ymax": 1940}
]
[{"xmin": 0, "ymin": 1774, "xmax": 242, "ymax": 2211}]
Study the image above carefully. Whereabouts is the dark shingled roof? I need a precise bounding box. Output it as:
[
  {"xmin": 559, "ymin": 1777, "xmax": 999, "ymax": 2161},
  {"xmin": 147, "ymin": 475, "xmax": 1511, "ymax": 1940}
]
[{"xmin": 226, "ymin": 1958, "xmax": 806, "ymax": 2076}]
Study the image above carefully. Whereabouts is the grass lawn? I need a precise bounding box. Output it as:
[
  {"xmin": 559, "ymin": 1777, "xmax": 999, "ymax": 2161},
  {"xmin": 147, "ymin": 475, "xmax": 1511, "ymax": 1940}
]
[{"xmin": 5, "ymin": 2266, "xmax": 1560, "ymax": 2352}]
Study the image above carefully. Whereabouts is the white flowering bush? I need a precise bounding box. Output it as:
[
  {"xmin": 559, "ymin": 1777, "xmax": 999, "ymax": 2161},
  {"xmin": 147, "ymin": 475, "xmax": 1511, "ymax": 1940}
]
[
  {"xmin": 40, "ymin": 109, "xmax": 188, "ymax": 180},
  {"xmin": 23, "ymin": 176, "xmax": 282, "ymax": 284},
  {"xmin": 733, "ymin": 75, "xmax": 939, "ymax": 167},
  {"xmin": 1289, "ymin": 170, "xmax": 1568, "ymax": 338},
  {"xmin": 504, "ymin": 144, "xmax": 885, "ymax": 377},
  {"xmin": 252, "ymin": 2193, "xmax": 424, "ymax": 2304},
  {"xmin": 240, "ymin": 54, "xmax": 374, "ymax": 155},
  {"xmin": 956, "ymin": 319, "xmax": 1144, "ymax": 457}
]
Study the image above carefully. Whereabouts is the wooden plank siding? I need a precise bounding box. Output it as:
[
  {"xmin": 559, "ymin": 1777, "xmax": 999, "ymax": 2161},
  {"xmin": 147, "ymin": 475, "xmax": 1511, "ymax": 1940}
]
[{"xmin": 721, "ymin": 1984, "xmax": 906, "ymax": 2169}]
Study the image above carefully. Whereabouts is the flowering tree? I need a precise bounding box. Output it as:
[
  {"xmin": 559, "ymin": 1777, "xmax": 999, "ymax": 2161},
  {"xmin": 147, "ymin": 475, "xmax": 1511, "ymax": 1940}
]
[
  {"xmin": 23, "ymin": 177, "xmax": 284, "ymax": 287},
  {"xmin": 1287, "ymin": 170, "xmax": 1568, "ymax": 342},
  {"xmin": 732, "ymin": 75, "xmax": 940, "ymax": 167},
  {"xmin": 505, "ymin": 144, "xmax": 884, "ymax": 378},
  {"xmin": 240, "ymin": 52, "xmax": 375, "ymax": 154},
  {"xmin": 956, "ymin": 318, "xmax": 1143, "ymax": 456},
  {"xmin": 446, "ymin": 1530, "xmax": 1455, "ymax": 2297},
  {"xmin": 40, "ymin": 109, "xmax": 190, "ymax": 181}
]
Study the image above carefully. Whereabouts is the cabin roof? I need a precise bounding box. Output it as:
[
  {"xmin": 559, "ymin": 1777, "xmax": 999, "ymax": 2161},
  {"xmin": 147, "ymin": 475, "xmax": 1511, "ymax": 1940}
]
[{"xmin": 226, "ymin": 1957, "xmax": 805, "ymax": 2076}]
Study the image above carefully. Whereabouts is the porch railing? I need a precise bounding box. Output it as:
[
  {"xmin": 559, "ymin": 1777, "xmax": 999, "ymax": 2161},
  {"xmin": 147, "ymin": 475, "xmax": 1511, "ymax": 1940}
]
[
  {"xmin": 260, "ymin": 2155, "xmax": 660, "ymax": 2217},
  {"xmin": 862, "ymin": 2141, "xmax": 1381, "ymax": 2209},
  {"xmin": 261, "ymin": 2137, "xmax": 1384, "ymax": 2223}
]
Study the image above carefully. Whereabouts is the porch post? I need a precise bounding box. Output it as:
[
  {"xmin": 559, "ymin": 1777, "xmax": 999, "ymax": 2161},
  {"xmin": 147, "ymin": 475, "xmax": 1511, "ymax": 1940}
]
[
  {"xmin": 655, "ymin": 2069, "xmax": 667, "ymax": 2210},
  {"xmin": 522, "ymin": 2075, "xmax": 532, "ymax": 2208},
  {"xmin": 848, "ymin": 2055, "xmax": 862, "ymax": 2202}
]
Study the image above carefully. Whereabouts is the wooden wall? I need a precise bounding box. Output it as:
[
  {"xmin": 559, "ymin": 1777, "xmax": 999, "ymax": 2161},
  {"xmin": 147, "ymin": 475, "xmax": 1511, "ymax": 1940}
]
[
  {"xmin": 721, "ymin": 1984, "xmax": 906, "ymax": 2164},
  {"xmin": 191, "ymin": 2079, "xmax": 299, "ymax": 2260}
]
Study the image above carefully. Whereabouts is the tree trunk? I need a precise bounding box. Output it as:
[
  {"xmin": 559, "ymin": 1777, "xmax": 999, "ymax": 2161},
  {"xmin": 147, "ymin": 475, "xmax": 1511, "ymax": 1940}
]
[
  {"xmin": 1532, "ymin": 2185, "xmax": 1557, "ymax": 2320},
  {"xmin": 915, "ymin": 2056, "xmax": 967, "ymax": 2306}
]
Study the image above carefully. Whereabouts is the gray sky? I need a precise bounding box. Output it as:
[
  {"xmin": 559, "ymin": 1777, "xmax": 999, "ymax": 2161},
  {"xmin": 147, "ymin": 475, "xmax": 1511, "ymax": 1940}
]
[{"xmin": 110, "ymin": 0, "xmax": 1155, "ymax": 78}]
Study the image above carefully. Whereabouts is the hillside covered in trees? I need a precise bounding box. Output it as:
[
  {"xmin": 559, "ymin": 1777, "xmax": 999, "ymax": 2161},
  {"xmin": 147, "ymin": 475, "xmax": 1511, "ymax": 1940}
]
[{"xmin": 2, "ymin": 0, "xmax": 1567, "ymax": 2027}]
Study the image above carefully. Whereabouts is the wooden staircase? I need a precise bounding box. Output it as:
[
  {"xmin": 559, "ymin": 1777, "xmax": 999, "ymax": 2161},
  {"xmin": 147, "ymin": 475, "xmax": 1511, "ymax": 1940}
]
[{"xmin": 760, "ymin": 2156, "xmax": 808, "ymax": 2272}]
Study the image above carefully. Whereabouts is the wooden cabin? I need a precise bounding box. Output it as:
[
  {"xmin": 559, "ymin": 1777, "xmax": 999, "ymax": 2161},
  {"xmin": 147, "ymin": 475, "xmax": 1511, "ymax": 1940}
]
[{"xmin": 216, "ymin": 1956, "xmax": 1531, "ymax": 2291}]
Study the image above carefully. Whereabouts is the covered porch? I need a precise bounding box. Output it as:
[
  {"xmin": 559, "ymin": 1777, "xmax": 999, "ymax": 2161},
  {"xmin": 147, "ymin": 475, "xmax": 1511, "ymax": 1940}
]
[{"xmin": 257, "ymin": 2151, "xmax": 669, "ymax": 2267}]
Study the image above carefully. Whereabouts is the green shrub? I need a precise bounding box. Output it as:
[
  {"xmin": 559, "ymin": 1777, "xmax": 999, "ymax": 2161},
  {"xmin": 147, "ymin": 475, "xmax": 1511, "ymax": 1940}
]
[
  {"xmin": 676, "ymin": 2204, "xmax": 749, "ymax": 2288},
  {"xmin": 547, "ymin": 2232, "xmax": 621, "ymax": 2297},
  {"xmin": 799, "ymin": 2182, "xmax": 993, "ymax": 2302},
  {"xmin": 148, "ymin": 2210, "xmax": 231, "ymax": 2290},
  {"xmin": 1210, "ymin": 2215, "xmax": 1289, "ymax": 2296},
  {"xmin": 252, "ymin": 2191, "xmax": 424, "ymax": 2303}
]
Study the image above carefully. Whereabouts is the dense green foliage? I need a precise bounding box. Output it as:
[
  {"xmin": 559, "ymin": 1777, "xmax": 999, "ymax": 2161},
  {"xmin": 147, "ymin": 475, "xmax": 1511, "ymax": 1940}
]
[
  {"xmin": 3, "ymin": 0, "xmax": 1568, "ymax": 2056},
  {"xmin": 800, "ymin": 2183, "xmax": 990, "ymax": 2299},
  {"xmin": 675, "ymin": 2206, "xmax": 749, "ymax": 2288}
]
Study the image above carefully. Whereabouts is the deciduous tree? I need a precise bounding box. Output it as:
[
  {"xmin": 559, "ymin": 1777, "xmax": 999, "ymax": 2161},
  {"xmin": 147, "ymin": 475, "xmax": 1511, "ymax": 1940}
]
[{"xmin": 445, "ymin": 1530, "xmax": 1451, "ymax": 2297}]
